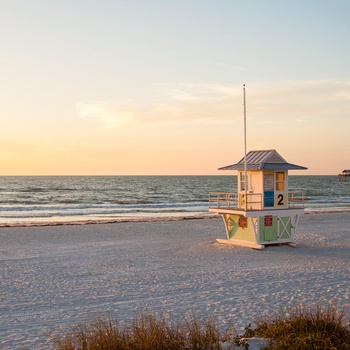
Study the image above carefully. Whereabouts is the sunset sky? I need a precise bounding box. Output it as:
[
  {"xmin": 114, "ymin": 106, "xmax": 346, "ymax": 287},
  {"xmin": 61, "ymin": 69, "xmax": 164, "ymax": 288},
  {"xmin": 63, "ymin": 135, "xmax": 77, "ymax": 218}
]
[{"xmin": 1, "ymin": 0, "xmax": 350, "ymax": 175}]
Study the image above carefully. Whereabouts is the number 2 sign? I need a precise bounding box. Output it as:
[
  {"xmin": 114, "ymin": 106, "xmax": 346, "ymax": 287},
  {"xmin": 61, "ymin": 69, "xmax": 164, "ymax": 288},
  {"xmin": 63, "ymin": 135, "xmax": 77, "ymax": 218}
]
[{"xmin": 274, "ymin": 193, "xmax": 287, "ymax": 207}]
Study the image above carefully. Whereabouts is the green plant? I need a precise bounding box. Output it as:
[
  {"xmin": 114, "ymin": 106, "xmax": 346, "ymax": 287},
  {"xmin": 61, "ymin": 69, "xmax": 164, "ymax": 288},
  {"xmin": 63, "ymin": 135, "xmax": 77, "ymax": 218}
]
[
  {"xmin": 52, "ymin": 310, "xmax": 236, "ymax": 350},
  {"xmin": 248, "ymin": 304, "xmax": 350, "ymax": 349},
  {"xmin": 52, "ymin": 304, "xmax": 350, "ymax": 350}
]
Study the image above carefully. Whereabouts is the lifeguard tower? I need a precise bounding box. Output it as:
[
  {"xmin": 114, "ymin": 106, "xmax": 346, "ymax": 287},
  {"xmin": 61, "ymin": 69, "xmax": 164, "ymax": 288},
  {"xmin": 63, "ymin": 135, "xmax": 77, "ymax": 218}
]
[{"xmin": 209, "ymin": 149, "xmax": 307, "ymax": 249}]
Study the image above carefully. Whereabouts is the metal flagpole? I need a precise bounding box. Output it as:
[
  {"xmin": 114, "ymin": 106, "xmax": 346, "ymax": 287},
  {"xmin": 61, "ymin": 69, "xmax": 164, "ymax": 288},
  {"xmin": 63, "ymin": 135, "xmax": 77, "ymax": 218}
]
[{"xmin": 243, "ymin": 84, "xmax": 248, "ymax": 211}]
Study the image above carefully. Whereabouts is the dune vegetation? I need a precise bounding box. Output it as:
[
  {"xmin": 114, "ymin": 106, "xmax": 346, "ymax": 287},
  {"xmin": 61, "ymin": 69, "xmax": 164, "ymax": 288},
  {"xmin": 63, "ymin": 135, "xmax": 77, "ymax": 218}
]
[{"xmin": 52, "ymin": 304, "xmax": 350, "ymax": 349}]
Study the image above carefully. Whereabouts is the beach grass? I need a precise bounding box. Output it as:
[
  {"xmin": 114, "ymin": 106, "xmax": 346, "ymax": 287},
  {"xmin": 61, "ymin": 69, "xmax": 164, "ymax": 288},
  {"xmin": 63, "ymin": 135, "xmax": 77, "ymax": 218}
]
[
  {"xmin": 52, "ymin": 310, "xmax": 236, "ymax": 349},
  {"xmin": 246, "ymin": 304, "xmax": 350, "ymax": 349},
  {"xmin": 52, "ymin": 304, "xmax": 350, "ymax": 349}
]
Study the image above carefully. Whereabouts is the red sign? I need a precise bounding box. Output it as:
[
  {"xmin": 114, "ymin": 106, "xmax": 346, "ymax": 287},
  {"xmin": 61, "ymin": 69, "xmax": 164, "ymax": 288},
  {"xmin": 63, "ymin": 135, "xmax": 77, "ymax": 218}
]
[
  {"xmin": 238, "ymin": 216, "xmax": 247, "ymax": 228},
  {"xmin": 264, "ymin": 215, "xmax": 273, "ymax": 227}
]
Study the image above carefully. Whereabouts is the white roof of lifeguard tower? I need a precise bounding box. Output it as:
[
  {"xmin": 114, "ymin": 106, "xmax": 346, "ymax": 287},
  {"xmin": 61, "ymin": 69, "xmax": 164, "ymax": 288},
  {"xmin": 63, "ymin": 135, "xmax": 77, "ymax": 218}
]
[{"xmin": 219, "ymin": 149, "xmax": 308, "ymax": 171}]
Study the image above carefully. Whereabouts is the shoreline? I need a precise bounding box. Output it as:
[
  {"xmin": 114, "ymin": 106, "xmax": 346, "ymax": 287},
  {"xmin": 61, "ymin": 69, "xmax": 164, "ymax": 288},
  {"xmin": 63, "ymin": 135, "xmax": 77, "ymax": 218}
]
[
  {"xmin": 0, "ymin": 213, "xmax": 215, "ymax": 228},
  {"xmin": 1, "ymin": 208, "xmax": 350, "ymax": 228}
]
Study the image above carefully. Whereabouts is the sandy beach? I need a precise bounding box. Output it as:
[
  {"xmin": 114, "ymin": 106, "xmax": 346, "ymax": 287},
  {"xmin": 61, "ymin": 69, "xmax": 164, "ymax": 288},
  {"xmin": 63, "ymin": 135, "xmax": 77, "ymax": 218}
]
[{"xmin": 0, "ymin": 212, "xmax": 349, "ymax": 349}]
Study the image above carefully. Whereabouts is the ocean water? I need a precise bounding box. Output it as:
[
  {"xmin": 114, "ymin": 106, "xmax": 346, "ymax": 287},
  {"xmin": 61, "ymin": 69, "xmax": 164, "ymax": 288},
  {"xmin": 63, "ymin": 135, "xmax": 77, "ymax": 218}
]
[{"xmin": 0, "ymin": 175, "xmax": 349, "ymax": 226}]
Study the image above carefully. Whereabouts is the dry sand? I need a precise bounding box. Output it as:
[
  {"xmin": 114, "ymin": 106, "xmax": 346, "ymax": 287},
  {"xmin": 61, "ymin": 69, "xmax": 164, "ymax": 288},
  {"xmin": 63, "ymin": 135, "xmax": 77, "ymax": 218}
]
[{"xmin": 0, "ymin": 212, "xmax": 349, "ymax": 349}]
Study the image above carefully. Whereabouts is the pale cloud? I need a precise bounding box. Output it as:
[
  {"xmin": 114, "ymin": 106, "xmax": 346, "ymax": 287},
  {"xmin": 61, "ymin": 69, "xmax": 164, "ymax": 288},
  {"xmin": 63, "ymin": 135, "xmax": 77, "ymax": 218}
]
[
  {"xmin": 76, "ymin": 101, "xmax": 134, "ymax": 128},
  {"xmin": 76, "ymin": 80, "xmax": 350, "ymax": 128},
  {"xmin": 157, "ymin": 82, "xmax": 238, "ymax": 101},
  {"xmin": 245, "ymin": 80, "xmax": 350, "ymax": 125},
  {"xmin": 134, "ymin": 82, "xmax": 240, "ymax": 124},
  {"xmin": 131, "ymin": 80, "xmax": 348, "ymax": 126}
]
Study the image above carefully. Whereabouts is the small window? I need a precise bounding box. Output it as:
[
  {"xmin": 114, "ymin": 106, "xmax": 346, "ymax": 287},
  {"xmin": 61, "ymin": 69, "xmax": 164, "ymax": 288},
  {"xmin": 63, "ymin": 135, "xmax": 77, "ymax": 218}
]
[
  {"xmin": 240, "ymin": 172, "xmax": 246, "ymax": 191},
  {"xmin": 276, "ymin": 172, "xmax": 285, "ymax": 191}
]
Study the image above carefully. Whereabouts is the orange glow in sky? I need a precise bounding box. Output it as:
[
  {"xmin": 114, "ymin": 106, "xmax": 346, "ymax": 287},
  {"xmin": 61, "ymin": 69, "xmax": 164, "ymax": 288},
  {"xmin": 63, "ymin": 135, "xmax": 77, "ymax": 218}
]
[{"xmin": 1, "ymin": 1, "xmax": 350, "ymax": 175}]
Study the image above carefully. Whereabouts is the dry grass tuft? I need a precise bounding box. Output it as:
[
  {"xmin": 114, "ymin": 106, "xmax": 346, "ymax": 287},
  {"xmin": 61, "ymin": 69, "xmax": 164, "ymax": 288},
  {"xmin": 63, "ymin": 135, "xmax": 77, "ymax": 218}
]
[
  {"xmin": 246, "ymin": 304, "xmax": 350, "ymax": 349},
  {"xmin": 52, "ymin": 310, "xmax": 236, "ymax": 350},
  {"xmin": 52, "ymin": 304, "xmax": 350, "ymax": 349}
]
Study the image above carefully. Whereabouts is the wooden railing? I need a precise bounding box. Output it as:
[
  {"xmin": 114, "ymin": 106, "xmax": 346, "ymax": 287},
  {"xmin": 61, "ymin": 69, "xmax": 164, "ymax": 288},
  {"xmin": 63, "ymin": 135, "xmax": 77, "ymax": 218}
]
[
  {"xmin": 208, "ymin": 192, "xmax": 237, "ymax": 210},
  {"xmin": 208, "ymin": 192, "xmax": 263, "ymax": 210},
  {"xmin": 288, "ymin": 192, "xmax": 305, "ymax": 208},
  {"xmin": 208, "ymin": 192, "xmax": 304, "ymax": 210}
]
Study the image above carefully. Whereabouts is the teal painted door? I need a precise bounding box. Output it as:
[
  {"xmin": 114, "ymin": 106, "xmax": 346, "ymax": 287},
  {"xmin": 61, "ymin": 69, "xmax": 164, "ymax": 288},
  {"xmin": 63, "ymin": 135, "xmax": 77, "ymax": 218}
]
[{"xmin": 259, "ymin": 216, "xmax": 278, "ymax": 242}]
